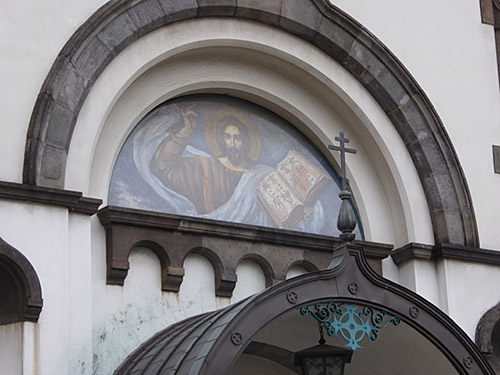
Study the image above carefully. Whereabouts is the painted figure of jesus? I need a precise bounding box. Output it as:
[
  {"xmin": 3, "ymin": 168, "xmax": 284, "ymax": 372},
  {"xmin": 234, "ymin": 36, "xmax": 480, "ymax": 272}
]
[
  {"xmin": 109, "ymin": 96, "xmax": 349, "ymax": 236},
  {"xmin": 150, "ymin": 106, "xmax": 257, "ymax": 214}
]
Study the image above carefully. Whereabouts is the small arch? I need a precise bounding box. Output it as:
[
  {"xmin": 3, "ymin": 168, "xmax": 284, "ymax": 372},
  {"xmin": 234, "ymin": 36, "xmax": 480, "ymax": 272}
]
[
  {"xmin": 288, "ymin": 260, "xmax": 319, "ymax": 275},
  {"xmin": 476, "ymin": 301, "xmax": 500, "ymax": 372},
  {"xmin": 237, "ymin": 254, "xmax": 275, "ymax": 288},
  {"xmin": 125, "ymin": 247, "xmax": 162, "ymax": 290},
  {"xmin": 0, "ymin": 237, "xmax": 43, "ymax": 323},
  {"xmin": 286, "ymin": 260, "xmax": 319, "ymax": 280},
  {"xmin": 131, "ymin": 240, "xmax": 184, "ymax": 293},
  {"xmin": 185, "ymin": 247, "xmax": 225, "ymax": 277},
  {"xmin": 232, "ymin": 260, "xmax": 267, "ymax": 303},
  {"xmin": 132, "ymin": 240, "xmax": 169, "ymax": 269},
  {"xmin": 186, "ymin": 247, "xmax": 236, "ymax": 298}
]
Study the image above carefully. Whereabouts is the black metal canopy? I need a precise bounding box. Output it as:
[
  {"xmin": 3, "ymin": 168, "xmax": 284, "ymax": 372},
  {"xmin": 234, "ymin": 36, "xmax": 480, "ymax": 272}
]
[{"xmin": 114, "ymin": 243, "xmax": 493, "ymax": 375}]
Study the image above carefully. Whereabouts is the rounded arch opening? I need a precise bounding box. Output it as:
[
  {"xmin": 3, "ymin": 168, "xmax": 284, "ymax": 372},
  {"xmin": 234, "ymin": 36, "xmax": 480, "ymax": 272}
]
[
  {"xmin": 179, "ymin": 252, "xmax": 218, "ymax": 314},
  {"xmin": 286, "ymin": 260, "xmax": 319, "ymax": 280},
  {"xmin": 131, "ymin": 240, "xmax": 169, "ymax": 269},
  {"xmin": 232, "ymin": 259, "xmax": 267, "ymax": 303},
  {"xmin": 236, "ymin": 254, "xmax": 275, "ymax": 288},
  {"xmin": 24, "ymin": 0, "xmax": 477, "ymax": 247},
  {"xmin": 0, "ymin": 261, "xmax": 25, "ymax": 325},
  {"xmin": 0, "ymin": 237, "xmax": 43, "ymax": 324},
  {"xmin": 184, "ymin": 246, "xmax": 236, "ymax": 298},
  {"xmin": 82, "ymin": 26, "xmax": 422, "ymax": 246},
  {"xmin": 185, "ymin": 246, "xmax": 225, "ymax": 278}
]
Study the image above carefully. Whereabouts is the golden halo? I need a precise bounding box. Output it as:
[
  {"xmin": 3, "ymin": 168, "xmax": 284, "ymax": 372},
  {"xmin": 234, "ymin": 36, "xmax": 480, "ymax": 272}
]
[{"xmin": 205, "ymin": 107, "xmax": 261, "ymax": 162}]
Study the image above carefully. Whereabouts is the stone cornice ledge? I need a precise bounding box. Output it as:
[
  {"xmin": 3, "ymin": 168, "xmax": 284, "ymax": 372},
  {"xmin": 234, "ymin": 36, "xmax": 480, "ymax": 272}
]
[
  {"xmin": 0, "ymin": 180, "xmax": 102, "ymax": 214},
  {"xmin": 392, "ymin": 242, "xmax": 500, "ymax": 266},
  {"xmin": 97, "ymin": 205, "xmax": 393, "ymax": 293},
  {"xmin": 98, "ymin": 205, "xmax": 393, "ymax": 256}
]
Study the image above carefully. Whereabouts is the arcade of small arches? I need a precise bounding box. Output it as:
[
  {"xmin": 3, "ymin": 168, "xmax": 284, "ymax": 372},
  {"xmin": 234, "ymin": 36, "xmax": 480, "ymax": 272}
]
[{"xmin": 98, "ymin": 205, "xmax": 392, "ymax": 297}]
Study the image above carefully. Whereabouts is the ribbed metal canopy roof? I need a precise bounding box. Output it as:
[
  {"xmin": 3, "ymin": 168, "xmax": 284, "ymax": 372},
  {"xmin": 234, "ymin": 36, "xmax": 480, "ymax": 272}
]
[{"xmin": 114, "ymin": 296, "xmax": 256, "ymax": 375}]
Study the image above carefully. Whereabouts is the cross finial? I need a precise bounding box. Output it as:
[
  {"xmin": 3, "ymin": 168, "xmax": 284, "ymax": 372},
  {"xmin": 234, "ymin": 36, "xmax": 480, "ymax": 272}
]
[
  {"xmin": 328, "ymin": 132, "xmax": 357, "ymax": 243},
  {"xmin": 328, "ymin": 132, "xmax": 357, "ymax": 191}
]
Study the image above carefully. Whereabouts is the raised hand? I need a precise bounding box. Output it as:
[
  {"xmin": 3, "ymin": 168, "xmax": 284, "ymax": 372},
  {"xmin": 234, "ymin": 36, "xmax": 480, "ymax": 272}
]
[{"xmin": 177, "ymin": 104, "xmax": 198, "ymax": 138}]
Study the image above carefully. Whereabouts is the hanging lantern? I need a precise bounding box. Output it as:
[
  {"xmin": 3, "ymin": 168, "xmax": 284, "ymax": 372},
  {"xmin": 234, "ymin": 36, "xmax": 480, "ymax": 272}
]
[{"xmin": 294, "ymin": 344, "xmax": 353, "ymax": 375}]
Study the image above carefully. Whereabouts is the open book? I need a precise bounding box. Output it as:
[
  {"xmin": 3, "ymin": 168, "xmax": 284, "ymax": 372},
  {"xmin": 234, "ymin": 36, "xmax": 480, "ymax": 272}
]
[{"xmin": 257, "ymin": 150, "xmax": 331, "ymax": 228}]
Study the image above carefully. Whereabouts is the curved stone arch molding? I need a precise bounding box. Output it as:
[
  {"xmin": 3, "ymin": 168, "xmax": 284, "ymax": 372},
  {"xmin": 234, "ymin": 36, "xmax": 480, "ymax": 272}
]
[
  {"xmin": 0, "ymin": 237, "xmax": 43, "ymax": 322},
  {"xmin": 24, "ymin": 0, "xmax": 478, "ymax": 247}
]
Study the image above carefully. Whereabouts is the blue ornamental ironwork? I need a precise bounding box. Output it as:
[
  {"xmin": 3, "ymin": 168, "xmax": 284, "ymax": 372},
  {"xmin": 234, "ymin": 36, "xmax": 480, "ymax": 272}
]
[{"xmin": 300, "ymin": 302, "xmax": 401, "ymax": 350}]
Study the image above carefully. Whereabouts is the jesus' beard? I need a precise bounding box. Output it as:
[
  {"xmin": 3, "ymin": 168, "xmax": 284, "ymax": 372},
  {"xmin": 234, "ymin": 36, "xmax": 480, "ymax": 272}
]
[{"xmin": 226, "ymin": 147, "xmax": 245, "ymax": 167}]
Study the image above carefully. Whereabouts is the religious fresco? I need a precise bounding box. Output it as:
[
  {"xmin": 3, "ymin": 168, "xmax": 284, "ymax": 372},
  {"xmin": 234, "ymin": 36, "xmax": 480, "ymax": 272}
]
[{"xmin": 109, "ymin": 95, "xmax": 363, "ymax": 238}]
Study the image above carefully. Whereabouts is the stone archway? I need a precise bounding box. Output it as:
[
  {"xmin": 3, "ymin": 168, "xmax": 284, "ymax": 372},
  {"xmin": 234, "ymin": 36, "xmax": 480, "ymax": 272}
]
[{"xmin": 24, "ymin": 0, "xmax": 478, "ymax": 247}]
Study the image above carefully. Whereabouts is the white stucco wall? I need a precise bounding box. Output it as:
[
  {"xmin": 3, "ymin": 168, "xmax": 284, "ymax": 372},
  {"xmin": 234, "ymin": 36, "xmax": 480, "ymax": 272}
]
[
  {"xmin": 233, "ymin": 260, "xmax": 267, "ymax": 302},
  {"xmin": 91, "ymin": 249, "xmax": 269, "ymax": 373},
  {"xmin": 91, "ymin": 248, "xmax": 209, "ymax": 375},
  {"xmin": 440, "ymin": 259, "xmax": 500, "ymax": 337},
  {"xmin": 0, "ymin": 1, "xmax": 499, "ymax": 374},
  {"xmin": 0, "ymin": 323, "xmax": 23, "ymax": 375}
]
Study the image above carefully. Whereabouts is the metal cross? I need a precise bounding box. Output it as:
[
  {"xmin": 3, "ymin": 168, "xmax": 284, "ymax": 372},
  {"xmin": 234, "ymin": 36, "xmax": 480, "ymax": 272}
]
[{"xmin": 328, "ymin": 132, "xmax": 357, "ymax": 191}]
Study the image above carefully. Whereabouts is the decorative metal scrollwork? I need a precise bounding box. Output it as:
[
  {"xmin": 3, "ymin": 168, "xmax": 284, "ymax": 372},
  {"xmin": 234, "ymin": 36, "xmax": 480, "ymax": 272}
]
[{"xmin": 300, "ymin": 302, "xmax": 401, "ymax": 350}]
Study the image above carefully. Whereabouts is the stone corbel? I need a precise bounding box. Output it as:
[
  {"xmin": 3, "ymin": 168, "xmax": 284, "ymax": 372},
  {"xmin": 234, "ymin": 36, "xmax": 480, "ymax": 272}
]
[
  {"xmin": 215, "ymin": 272, "xmax": 238, "ymax": 298},
  {"xmin": 162, "ymin": 266, "xmax": 185, "ymax": 292},
  {"xmin": 107, "ymin": 258, "xmax": 130, "ymax": 286}
]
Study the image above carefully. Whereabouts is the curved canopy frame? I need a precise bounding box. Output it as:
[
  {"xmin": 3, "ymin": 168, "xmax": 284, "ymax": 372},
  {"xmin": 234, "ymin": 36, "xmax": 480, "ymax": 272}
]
[
  {"xmin": 23, "ymin": 0, "xmax": 478, "ymax": 247},
  {"xmin": 114, "ymin": 243, "xmax": 493, "ymax": 374}
]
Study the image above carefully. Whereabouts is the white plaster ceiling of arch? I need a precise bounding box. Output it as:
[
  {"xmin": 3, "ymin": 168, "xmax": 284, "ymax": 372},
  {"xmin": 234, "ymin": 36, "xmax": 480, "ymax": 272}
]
[{"xmin": 65, "ymin": 18, "xmax": 433, "ymax": 247}]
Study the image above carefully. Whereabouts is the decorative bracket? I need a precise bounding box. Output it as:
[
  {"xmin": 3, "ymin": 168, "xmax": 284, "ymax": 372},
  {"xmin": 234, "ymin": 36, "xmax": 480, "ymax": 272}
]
[{"xmin": 300, "ymin": 302, "xmax": 401, "ymax": 350}]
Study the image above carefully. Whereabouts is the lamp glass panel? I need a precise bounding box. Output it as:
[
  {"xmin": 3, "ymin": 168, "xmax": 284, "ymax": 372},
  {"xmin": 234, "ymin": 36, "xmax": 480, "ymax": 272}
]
[{"xmin": 302, "ymin": 356, "xmax": 344, "ymax": 375}]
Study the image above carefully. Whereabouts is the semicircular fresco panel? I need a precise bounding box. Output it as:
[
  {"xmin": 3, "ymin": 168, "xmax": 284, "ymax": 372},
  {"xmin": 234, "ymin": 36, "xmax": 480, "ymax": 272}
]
[{"xmin": 109, "ymin": 95, "xmax": 363, "ymax": 238}]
